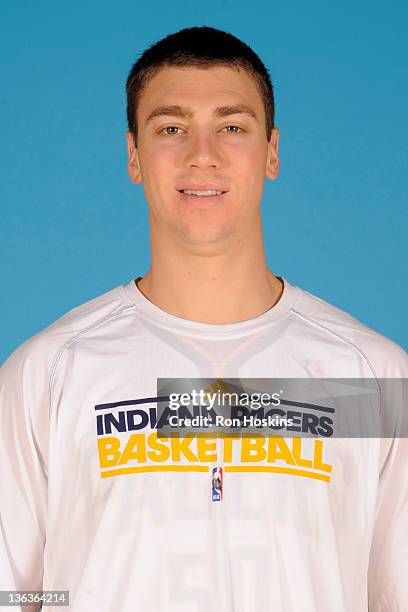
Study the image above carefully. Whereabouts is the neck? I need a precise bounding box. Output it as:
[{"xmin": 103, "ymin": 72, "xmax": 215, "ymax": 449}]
[{"xmin": 136, "ymin": 229, "xmax": 283, "ymax": 325}]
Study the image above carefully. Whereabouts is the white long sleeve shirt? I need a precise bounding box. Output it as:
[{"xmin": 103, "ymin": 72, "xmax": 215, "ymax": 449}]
[{"xmin": 0, "ymin": 276, "xmax": 407, "ymax": 611}]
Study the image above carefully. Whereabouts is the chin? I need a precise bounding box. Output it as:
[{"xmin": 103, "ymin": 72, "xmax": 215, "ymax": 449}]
[{"xmin": 174, "ymin": 224, "xmax": 235, "ymax": 253}]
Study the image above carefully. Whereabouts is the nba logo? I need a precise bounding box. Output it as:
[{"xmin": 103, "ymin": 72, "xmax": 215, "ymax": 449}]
[{"xmin": 212, "ymin": 466, "xmax": 223, "ymax": 502}]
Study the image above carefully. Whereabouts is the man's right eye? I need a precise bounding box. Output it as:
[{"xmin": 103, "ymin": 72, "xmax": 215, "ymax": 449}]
[{"xmin": 161, "ymin": 126, "xmax": 182, "ymax": 135}]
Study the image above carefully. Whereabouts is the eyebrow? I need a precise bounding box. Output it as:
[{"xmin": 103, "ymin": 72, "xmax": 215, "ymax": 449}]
[
  {"xmin": 145, "ymin": 105, "xmax": 193, "ymax": 123},
  {"xmin": 215, "ymin": 104, "xmax": 258, "ymax": 121},
  {"xmin": 145, "ymin": 104, "xmax": 258, "ymax": 124}
]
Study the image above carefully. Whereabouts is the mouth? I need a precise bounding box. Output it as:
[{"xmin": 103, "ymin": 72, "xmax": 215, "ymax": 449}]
[{"xmin": 176, "ymin": 188, "xmax": 228, "ymax": 202}]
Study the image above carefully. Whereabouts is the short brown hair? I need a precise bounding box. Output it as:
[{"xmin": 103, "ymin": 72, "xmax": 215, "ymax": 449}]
[{"xmin": 126, "ymin": 26, "xmax": 275, "ymax": 144}]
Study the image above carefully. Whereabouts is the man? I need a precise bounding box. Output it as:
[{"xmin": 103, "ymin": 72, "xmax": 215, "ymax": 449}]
[{"xmin": 0, "ymin": 26, "xmax": 407, "ymax": 612}]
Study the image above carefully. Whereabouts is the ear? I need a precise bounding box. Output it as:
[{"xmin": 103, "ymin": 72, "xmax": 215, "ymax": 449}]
[
  {"xmin": 126, "ymin": 131, "xmax": 142, "ymax": 185},
  {"xmin": 265, "ymin": 127, "xmax": 279, "ymax": 181}
]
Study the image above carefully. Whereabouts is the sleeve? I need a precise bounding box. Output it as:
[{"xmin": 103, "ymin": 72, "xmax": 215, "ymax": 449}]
[
  {"xmin": 0, "ymin": 338, "xmax": 50, "ymax": 612},
  {"xmin": 367, "ymin": 356, "xmax": 408, "ymax": 611},
  {"xmin": 368, "ymin": 436, "xmax": 408, "ymax": 610}
]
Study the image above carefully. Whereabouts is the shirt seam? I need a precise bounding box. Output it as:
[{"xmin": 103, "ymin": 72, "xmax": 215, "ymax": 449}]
[
  {"xmin": 290, "ymin": 307, "xmax": 380, "ymax": 380},
  {"xmin": 48, "ymin": 300, "xmax": 132, "ymax": 420},
  {"xmin": 289, "ymin": 307, "xmax": 383, "ymax": 440}
]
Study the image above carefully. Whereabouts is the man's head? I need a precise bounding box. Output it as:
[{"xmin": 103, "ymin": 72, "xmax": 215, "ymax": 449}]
[{"xmin": 125, "ymin": 26, "xmax": 279, "ymax": 255}]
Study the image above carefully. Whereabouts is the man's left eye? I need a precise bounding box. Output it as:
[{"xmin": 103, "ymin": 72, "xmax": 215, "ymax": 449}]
[{"xmin": 223, "ymin": 126, "xmax": 242, "ymax": 133}]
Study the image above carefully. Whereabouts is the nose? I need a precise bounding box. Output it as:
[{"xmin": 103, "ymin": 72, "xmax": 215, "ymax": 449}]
[{"xmin": 183, "ymin": 131, "xmax": 222, "ymax": 169}]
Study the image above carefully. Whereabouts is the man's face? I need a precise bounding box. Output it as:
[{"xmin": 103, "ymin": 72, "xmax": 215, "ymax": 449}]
[{"xmin": 126, "ymin": 65, "xmax": 279, "ymax": 253}]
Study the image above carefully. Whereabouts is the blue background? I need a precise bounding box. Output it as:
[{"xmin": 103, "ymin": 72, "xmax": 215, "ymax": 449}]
[{"xmin": 1, "ymin": 0, "xmax": 407, "ymax": 363}]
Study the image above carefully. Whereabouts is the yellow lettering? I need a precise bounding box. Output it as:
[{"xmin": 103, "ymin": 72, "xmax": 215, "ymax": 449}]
[
  {"xmin": 147, "ymin": 432, "xmax": 170, "ymax": 462},
  {"xmin": 170, "ymin": 433, "xmax": 198, "ymax": 462},
  {"xmin": 291, "ymin": 438, "xmax": 313, "ymax": 468},
  {"xmin": 98, "ymin": 436, "xmax": 121, "ymax": 468},
  {"xmin": 267, "ymin": 436, "xmax": 296, "ymax": 465},
  {"xmin": 313, "ymin": 440, "xmax": 332, "ymax": 473},
  {"xmin": 241, "ymin": 435, "xmax": 266, "ymax": 462},
  {"xmin": 197, "ymin": 435, "xmax": 217, "ymax": 462},
  {"xmin": 119, "ymin": 434, "xmax": 146, "ymax": 465},
  {"xmin": 222, "ymin": 435, "xmax": 240, "ymax": 462}
]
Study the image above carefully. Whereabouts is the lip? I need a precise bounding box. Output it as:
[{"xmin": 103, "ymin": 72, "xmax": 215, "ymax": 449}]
[{"xmin": 176, "ymin": 185, "xmax": 228, "ymax": 193}]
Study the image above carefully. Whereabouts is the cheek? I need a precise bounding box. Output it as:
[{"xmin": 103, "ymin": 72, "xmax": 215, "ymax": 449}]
[
  {"xmin": 225, "ymin": 138, "xmax": 267, "ymax": 170},
  {"xmin": 230, "ymin": 145, "xmax": 267, "ymax": 193},
  {"xmin": 140, "ymin": 148, "xmax": 177, "ymax": 194}
]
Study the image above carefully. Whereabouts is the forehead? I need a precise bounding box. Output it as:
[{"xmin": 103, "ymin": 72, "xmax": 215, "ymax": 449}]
[{"xmin": 137, "ymin": 65, "xmax": 264, "ymax": 117}]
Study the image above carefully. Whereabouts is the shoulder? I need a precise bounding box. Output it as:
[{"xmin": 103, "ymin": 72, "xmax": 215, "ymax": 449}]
[
  {"xmin": 1, "ymin": 282, "xmax": 132, "ymax": 378},
  {"xmin": 288, "ymin": 282, "xmax": 408, "ymax": 378}
]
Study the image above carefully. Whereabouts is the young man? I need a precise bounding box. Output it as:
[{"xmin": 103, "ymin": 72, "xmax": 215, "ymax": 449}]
[{"xmin": 0, "ymin": 26, "xmax": 407, "ymax": 612}]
